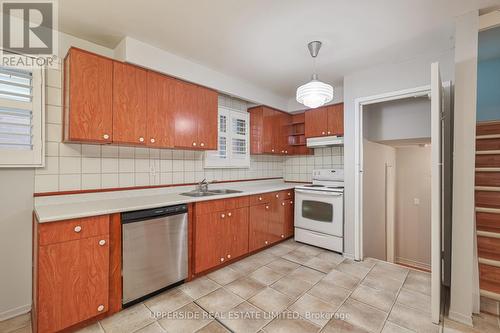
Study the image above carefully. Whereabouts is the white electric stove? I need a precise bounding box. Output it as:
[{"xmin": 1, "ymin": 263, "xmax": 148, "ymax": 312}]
[{"xmin": 294, "ymin": 169, "xmax": 344, "ymax": 253}]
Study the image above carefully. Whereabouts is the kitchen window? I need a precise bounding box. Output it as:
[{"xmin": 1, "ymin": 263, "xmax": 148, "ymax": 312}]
[
  {"xmin": 0, "ymin": 66, "xmax": 44, "ymax": 167},
  {"xmin": 205, "ymin": 106, "xmax": 250, "ymax": 168}
]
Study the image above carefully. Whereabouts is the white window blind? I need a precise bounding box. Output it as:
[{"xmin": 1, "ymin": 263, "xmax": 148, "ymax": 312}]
[
  {"xmin": 205, "ymin": 106, "xmax": 250, "ymax": 168},
  {"xmin": 0, "ymin": 66, "xmax": 44, "ymax": 167}
]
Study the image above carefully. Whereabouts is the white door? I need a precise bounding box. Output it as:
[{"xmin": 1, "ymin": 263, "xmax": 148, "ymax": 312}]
[{"xmin": 431, "ymin": 62, "xmax": 443, "ymax": 324}]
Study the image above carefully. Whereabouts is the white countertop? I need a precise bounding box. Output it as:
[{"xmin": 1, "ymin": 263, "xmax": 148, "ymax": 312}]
[{"xmin": 34, "ymin": 179, "xmax": 297, "ymax": 223}]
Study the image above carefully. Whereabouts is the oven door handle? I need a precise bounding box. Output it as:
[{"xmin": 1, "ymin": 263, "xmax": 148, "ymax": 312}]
[{"xmin": 295, "ymin": 189, "xmax": 343, "ymax": 196}]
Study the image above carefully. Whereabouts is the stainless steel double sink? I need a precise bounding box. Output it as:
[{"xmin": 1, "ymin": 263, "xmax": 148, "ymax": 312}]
[{"xmin": 180, "ymin": 189, "xmax": 243, "ymax": 197}]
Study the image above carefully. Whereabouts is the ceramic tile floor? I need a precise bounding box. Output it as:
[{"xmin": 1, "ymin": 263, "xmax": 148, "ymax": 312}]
[{"xmin": 2, "ymin": 239, "xmax": 500, "ymax": 333}]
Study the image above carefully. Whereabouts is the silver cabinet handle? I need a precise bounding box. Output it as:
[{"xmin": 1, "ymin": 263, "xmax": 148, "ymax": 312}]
[
  {"xmin": 74, "ymin": 225, "xmax": 82, "ymax": 233},
  {"xmin": 221, "ymin": 213, "xmax": 225, "ymax": 219},
  {"xmin": 265, "ymin": 241, "xmax": 268, "ymax": 245},
  {"xmin": 327, "ymin": 131, "xmax": 331, "ymax": 135},
  {"xmin": 290, "ymin": 201, "xmax": 293, "ymax": 204},
  {"xmin": 150, "ymin": 138, "xmax": 156, "ymax": 143},
  {"xmin": 227, "ymin": 212, "xmax": 232, "ymax": 217},
  {"xmin": 97, "ymin": 305, "xmax": 105, "ymax": 312},
  {"xmin": 285, "ymin": 150, "xmax": 288, "ymax": 154},
  {"xmin": 103, "ymin": 134, "xmax": 109, "ymax": 140},
  {"xmin": 288, "ymin": 192, "xmax": 291, "ymax": 196},
  {"xmin": 275, "ymin": 194, "xmax": 279, "ymax": 198},
  {"xmin": 259, "ymin": 197, "xmax": 262, "ymax": 201},
  {"xmin": 281, "ymin": 235, "xmax": 284, "ymax": 238},
  {"xmin": 192, "ymin": 142, "xmax": 197, "ymax": 146},
  {"xmin": 200, "ymin": 142, "xmax": 205, "ymax": 147},
  {"xmin": 98, "ymin": 239, "xmax": 106, "ymax": 246},
  {"xmin": 265, "ymin": 205, "xmax": 269, "ymax": 210},
  {"xmin": 220, "ymin": 257, "xmax": 225, "ymax": 262},
  {"xmin": 271, "ymin": 149, "xmax": 275, "ymax": 152},
  {"xmin": 281, "ymin": 202, "xmax": 285, "ymax": 206},
  {"xmin": 139, "ymin": 137, "xmax": 144, "ymax": 142},
  {"xmin": 322, "ymin": 131, "xmax": 326, "ymax": 135},
  {"xmin": 227, "ymin": 254, "xmax": 231, "ymax": 259}
]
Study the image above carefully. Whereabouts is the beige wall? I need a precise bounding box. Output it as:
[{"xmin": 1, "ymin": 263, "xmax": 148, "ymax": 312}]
[
  {"xmin": 362, "ymin": 139, "xmax": 396, "ymax": 261},
  {"xmin": 395, "ymin": 146, "xmax": 432, "ymax": 269}
]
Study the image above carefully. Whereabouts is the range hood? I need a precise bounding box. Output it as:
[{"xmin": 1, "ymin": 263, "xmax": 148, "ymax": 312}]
[{"xmin": 306, "ymin": 136, "xmax": 344, "ymax": 148}]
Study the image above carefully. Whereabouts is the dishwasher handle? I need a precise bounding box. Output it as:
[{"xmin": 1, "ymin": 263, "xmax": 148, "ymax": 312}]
[{"xmin": 122, "ymin": 204, "xmax": 188, "ymax": 224}]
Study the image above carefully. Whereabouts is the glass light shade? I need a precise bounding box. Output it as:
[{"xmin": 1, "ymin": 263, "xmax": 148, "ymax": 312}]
[{"xmin": 296, "ymin": 79, "xmax": 334, "ymax": 109}]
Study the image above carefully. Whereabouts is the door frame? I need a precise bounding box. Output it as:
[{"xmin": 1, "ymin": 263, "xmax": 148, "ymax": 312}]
[{"xmin": 353, "ymin": 85, "xmax": 431, "ymax": 261}]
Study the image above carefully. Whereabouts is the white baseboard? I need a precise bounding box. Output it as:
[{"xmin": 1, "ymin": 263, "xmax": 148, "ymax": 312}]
[
  {"xmin": 448, "ymin": 310, "xmax": 473, "ymax": 327},
  {"xmin": 0, "ymin": 304, "xmax": 31, "ymax": 322},
  {"xmin": 396, "ymin": 257, "xmax": 431, "ymax": 271}
]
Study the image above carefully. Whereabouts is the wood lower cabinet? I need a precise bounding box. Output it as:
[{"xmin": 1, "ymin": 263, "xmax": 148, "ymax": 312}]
[
  {"xmin": 249, "ymin": 203, "xmax": 270, "ymax": 252},
  {"xmin": 283, "ymin": 199, "xmax": 294, "ymax": 238},
  {"xmin": 63, "ymin": 48, "xmax": 113, "ymax": 143},
  {"xmin": 194, "ymin": 191, "xmax": 293, "ymax": 274},
  {"xmin": 34, "ymin": 215, "xmax": 113, "ymax": 333},
  {"xmin": 194, "ymin": 212, "xmax": 223, "ymax": 273}
]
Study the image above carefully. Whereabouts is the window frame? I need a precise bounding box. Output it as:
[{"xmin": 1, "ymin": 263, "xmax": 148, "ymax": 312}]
[
  {"xmin": 0, "ymin": 67, "xmax": 45, "ymax": 167},
  {"xmin": 204, "ymin": 105, "xmax": 250, "ymax": 169}
]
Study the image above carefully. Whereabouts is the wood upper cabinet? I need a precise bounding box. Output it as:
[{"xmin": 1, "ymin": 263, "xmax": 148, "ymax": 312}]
[
  {"xmin": 64, "ymin": 48, "xmax": 113, "ymax": 143},
  {"xmin": 146, "ymin": 71, "xmax": 176, "ymax": 148},
  {"xmin": 174, "ymin": 82, "xmax": 218, "ymax": 150},
  {"xmin": 249, "ymin": 106, "xmax": 292, "ymax": 155},
  {"xmin": 305, "ymin": 106, "xmax": 328, "ymax": 138},
  {"xmin": 197, "ymin": 86, "xmax": 218, "ymax": 150},
  {"xmin": 112, "ymin": 62, "xmax": 148, "ymax": 145},
  {"xmin": 305, "ymin": 103, "xmax": 344, "ymax": 138},
  {"xmin": 327, "ymin": 103, "xmax": 344, "ymax": 136},
  {"xmin": 35, "ymin": 216, "xmax": 110, "ymax": 333}
]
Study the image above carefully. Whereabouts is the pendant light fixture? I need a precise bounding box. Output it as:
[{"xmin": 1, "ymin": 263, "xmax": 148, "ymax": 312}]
[{"xmin": 296, "ymin": 41, "xmax": 334, "ymax": 109}]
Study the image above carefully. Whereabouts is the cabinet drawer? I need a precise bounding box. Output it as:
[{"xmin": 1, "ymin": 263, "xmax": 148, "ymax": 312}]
[
  {"xmin": 39, "ymin": 215, "xmax": 109, "ymax": 246},
  {"xmin": 224, "ymin": 196, "xmax": 249, "ymax": 210},
  {"xmin": 249, "ymin": 193, "xmax": 273, "ymax": 206},
  {"xmin": 195, "ymin": 196, "xmax": 250, "ymax": 216}
]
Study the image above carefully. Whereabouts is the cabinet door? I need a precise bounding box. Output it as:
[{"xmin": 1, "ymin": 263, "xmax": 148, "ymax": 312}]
[
  {"xmin": 249, "ymin": 204, "xmax": 269, "ymax": 251},
  {"xmin": 268, "ymin": 198, "xmax": 286, "ymax": 243},
  {"xmin": 327, "ymin": 103, "xmax": 344, "ymax": 136},
  {"xmin": 197, "ymin": 86, "xmax": 218, "ymax": 150},
  {"xmin": 38, "ymin": 236, "xmax": 109, "ymax": 333},
  {"xmin": 174, "ymin": 81, "xmax": 199, "ymax": 149},
  {"xmin": 249, "ymin": 107, "xmax": 264, "ymax": 154},
  {"xmin": 194, "ymin": 212, "xmax": 223, "ymax": 273},
  {"xmin": 146, "ymin": 71, "xmax": 175, "ymax": 148},
  {"xmin": 226, "ymin": 207, "xmax": 249, "ymax": 260},
  {"xmin": 278, "ymin": 112, "xmax": 292, "ymax": 155},
  {"xmin": 64, "ymin": 48, "xmax": 113, "ymax": 143},
  {"xmin": 112, "ymin": 62, "xmax": 148, "ymax": 145},
  {"xmin": 284, "ymin": 199, "xmax": 295, "ymax": 238},
  {"xmin": 262, "ymin": 107, "xmax": 276, "ymax": 153},
  {"xmin": 305, "ymin": 107, "xmax": 328, "ymax": 138}
]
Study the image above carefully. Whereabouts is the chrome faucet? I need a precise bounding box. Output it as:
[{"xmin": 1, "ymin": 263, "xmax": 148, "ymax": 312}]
[{"xmin": 197, "ymin": 178, "xmax": 210, "ymax": 192}]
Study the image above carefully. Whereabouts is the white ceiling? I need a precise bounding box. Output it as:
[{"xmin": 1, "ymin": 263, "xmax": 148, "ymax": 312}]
[{"xmin": 59, "ymin": 0, "xmax": 500, "ymax": 99}]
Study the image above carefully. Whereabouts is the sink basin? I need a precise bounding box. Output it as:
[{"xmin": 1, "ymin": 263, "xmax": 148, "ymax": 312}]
[
  {"xmin": 208, "ymin": 189, "xmax": 243, "ymax": 194},
  {"xmin": 180, "ymin": 191, "xmax": 217, "ymax": 197},
  {"xmin": 179, "ymin": 189, "xmax": 243, "ymax": 197}
]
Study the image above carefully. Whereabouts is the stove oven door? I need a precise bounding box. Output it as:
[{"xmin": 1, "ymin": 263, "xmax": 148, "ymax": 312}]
[{"xmin": 294, "ymin": 188, "xmax": 343, "ymax": 237}]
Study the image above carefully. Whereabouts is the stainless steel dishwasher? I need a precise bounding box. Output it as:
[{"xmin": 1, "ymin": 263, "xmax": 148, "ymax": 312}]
[{"xmin": 122, "ymin": 204, "xmax": 188, "ymax": 307}]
